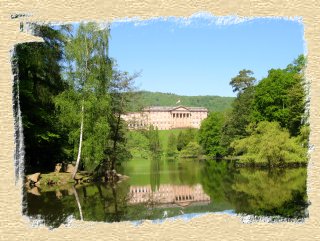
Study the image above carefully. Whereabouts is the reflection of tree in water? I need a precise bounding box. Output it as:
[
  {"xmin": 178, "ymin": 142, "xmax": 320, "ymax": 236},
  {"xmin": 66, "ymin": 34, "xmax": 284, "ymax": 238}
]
[
  {"xmin": 178, "ymin": 160, "xmax": 202, "ymax": 186},
  {"xmin": 200, "ymin": 160, "xmax": 237, "ymax": 204},
  {"xmin": 24, "ymin": 181, "xmax": 132, "ymax": 228},
  {"xmin": 231, "ymin": 168, "xmax": 308, "ymax": 218},
  {"xmin": 166, "ymin": 159, "xmax": 180, "ymax": 184},
  {"xmin": 150, "ymin": 154, "xmax": 161, "ymax": 192},
  {"xmin": 24, "ymin": 187, "xmax": 78, "ymax": 229},
  {"xmin": 200, "ymin": 160, "xmax": 308, "ymax": 218},
  {"xmin": 78, "ymin": 182, "xmax": 131, "ymax": 223}
]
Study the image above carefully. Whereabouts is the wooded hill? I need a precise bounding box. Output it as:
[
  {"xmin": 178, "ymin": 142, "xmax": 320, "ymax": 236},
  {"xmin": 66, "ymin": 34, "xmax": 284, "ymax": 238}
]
[{"xmin": 128, "ymin": 91, "xmax": 235, "ymax": 113}]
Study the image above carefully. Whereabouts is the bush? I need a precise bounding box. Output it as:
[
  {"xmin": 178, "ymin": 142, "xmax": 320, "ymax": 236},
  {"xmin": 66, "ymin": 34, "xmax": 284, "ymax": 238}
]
[
  {"xmin": 179, "ymin": 141, "xmax": 204, "ymax": 158},
  {"xmin": 230, "ymin": 121, "xmax": 307, "ymax": 166}
]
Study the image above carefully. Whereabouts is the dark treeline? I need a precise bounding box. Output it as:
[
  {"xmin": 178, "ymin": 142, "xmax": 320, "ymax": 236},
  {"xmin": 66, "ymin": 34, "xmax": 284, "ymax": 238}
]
[
  {"xmin": 14, "ymin": 23, "xmax": 137, "ymax": 179},
  {"xmin": 14, "ymin": 24, "xmax": 68, "ymax": 173},
  {"xmin": 198, "ymin": 55, "xmax": 309, "ymax": 166}
]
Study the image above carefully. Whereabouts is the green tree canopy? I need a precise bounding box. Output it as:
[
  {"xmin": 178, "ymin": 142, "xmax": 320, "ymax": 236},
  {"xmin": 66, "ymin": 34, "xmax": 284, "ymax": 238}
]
[
  {"xmin": 198, "ymin": 112, "xmax": 227, "ymax": 158},
  {"xmin": 55, "ymin": 23, "xmax": 113, "ymax": 175},
  {"xmin": 230, "ymin": 121, "xmax": 307, "ymax": 166},
  {"xmin": 229, "ymin": 69, "xmax": 256, "ymax": 94},
  {"xmin": 252, "ymin": 65, "xmax": 306, "ymax": 136},
  {"xmin": 221, "ymin": 85, "xmax": 255, "ymax": 152},
  {"xmin": 166, "ymin": 133, "xmax": 177, "ymax": 158}
]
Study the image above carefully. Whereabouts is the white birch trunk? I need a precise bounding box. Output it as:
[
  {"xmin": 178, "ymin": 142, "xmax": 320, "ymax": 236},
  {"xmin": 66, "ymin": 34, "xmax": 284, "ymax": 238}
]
[
  {"xmin": 72, "ymin": 102, "xmax": 84, "ymax": 179},
  {"xmin": 72, "ymin": 186, "xmax": 83, "ymax": 221}
]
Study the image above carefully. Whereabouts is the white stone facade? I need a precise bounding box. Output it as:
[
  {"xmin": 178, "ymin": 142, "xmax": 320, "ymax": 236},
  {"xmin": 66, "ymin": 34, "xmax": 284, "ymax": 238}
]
[{"xmin": 122, "ymin": 106, "xmax": 208, "ymax": 130}]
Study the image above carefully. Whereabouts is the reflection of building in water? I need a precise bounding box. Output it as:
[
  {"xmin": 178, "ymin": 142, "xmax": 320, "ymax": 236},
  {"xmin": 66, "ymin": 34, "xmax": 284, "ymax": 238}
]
[
  {"xmin": 128, "ymin": 184, "xmax": 210, "ymax": 207},
  {"xmin": 121, "ymin": 106, "xmax": 208, "ymax": 130}
]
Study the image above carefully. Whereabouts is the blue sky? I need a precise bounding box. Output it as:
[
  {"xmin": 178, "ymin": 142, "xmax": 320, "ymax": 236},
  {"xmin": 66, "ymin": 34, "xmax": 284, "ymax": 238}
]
[{"xmin": 109, "ymin": 15, "xmax": 305, "ymax": 97}]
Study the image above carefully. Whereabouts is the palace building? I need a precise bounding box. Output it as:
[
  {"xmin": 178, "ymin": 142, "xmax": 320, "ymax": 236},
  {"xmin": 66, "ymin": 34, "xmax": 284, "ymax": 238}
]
[{"xmin": 121, "ymin": 106, "xmax": 208, "ymax": 130}]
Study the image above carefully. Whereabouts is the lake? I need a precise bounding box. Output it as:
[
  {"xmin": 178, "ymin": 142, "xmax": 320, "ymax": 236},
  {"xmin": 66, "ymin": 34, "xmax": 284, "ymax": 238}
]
[{"xmin": 24, "ymin": 158, "xmax": 309, "ymax": 228}]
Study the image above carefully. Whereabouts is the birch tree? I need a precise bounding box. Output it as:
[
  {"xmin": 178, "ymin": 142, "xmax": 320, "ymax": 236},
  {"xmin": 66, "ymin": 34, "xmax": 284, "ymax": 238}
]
[{"xmin": 55, "ymin": 23, "xmax": 112, "ymax": 178}]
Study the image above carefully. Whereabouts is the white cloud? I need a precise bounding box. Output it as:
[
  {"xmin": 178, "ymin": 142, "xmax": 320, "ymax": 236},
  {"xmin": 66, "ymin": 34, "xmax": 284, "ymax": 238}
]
[{"xmin": 110, "ymin": 12, "xmax": 303, "ymax": 29}]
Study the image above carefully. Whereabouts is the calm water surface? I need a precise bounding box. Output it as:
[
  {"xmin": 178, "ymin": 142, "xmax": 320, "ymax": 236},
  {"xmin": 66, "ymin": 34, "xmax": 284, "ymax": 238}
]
[{"xmin": 24, "ymin": 158, "xmax": 308, "ymax": 228}]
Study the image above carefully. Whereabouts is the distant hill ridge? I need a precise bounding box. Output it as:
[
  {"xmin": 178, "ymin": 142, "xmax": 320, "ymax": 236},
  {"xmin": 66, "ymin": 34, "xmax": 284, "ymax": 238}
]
[{"xmin": 128, "ymin": 91, "xmax": 235, "ymax": 113}]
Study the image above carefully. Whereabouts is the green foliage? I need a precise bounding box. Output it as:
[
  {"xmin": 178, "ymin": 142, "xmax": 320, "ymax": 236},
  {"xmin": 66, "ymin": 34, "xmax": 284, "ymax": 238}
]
[
  {"xmin": 200, "ymin": 160, "xmax": 308, "ymax": 218},
  {"xmin": 55, "ymin": 22, "xmax": 136, "ymax": 175},
  {"xmin": 229, "ymin": 69, "xmax": 256, "ymax": 93},
  {"xmin": 166, "ymin": 133, "xmax": 177, "ymax": 158},
  {"xmin": 144, "ymin": 126, "xmax": 162, "ymax": 155},
  {"xmin": 252, "ymin": 55, "xmax": 306, "ymax": 136},
  {"xmin": 200, "ymin": 160, "xmax": 237, "ymax": 204},
  {"xmin": 198, "ymin": 112, "xmax": 227, "ymax": 158},
  {"xmin": 221, "ymin": 85, "xmax": 255, "ymax": 151},
  {"xmin": 126, "ymin": 131, "xmax": 150, "ymax": 159},
  {"xmin": 216, "ymin": 71, "xmax": 257, "ymax": 155},
  {"xmin": 197, "ymin": 55, "xmax": 308, "ymax": 164},
  {"xmin": 127, "ymin": 91, "xmax": 235, "ymax": 112},
  {"xmin": 55, "ymin": 22, "xmax": 113, "ymax": 172},
  {"xmin": 230, "ymin": 121, "xmax": 307, "ymax": 166},
  {"xmin": 179, "ymin": 141, "xmax": 204, "ymax": 158},
  {"xmin": 176, "ymin": 128, "xmax": 197, "ymax": 151},
  {"xmin": 295, "ymin": 125, "xmax": 310, "ymax": 148},
  {"xmin": 14, "ymin": 24, "xmax": 67, "ymax": 173},
  {"xmin": 231, "ymin": 168, "xmax": 308, "ymax": 218},
  {"xmin": 285, "ymin": 54, "xmax": 306, "ymax": 74},
  {"xmin": 150, "ymin": 155, "xmax": 161, "ymax": 191},
  {"xmin": 103, "ymin": 68, "xmax": 137, "ymax": 171}
]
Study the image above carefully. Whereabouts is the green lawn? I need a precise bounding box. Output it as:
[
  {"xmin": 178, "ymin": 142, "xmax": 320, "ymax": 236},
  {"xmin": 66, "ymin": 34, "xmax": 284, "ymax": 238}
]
[{"xmin": 128, "ymin": 128, "xmax": 196, "ymax": 155}]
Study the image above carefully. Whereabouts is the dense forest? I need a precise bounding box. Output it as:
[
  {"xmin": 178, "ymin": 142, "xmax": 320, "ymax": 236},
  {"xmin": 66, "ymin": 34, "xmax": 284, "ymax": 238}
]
[
  {"xmin": 14, "ymin": 22, "xmax": 308, "ymax": 184},
  {"xmin": 127, "ymin": 91, "xmax": 235, "ymax": 112},
  {"xmin": 198, "ymin": 57, "xmax": 309, "ymax": 166}
]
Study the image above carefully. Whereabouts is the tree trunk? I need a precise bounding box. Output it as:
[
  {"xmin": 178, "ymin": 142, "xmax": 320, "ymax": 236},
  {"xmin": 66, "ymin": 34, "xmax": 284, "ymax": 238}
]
[
  {"xmin": 111, "ymin": 113, "xmax": 121, "ymax": 170},
  {"xmin": 72, "ymin": 102, "xmax": 84, "ymax": 179}
]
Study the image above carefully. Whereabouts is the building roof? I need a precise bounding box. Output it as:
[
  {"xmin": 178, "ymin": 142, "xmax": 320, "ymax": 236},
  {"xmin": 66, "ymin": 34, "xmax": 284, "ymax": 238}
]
[{"xmin": 143, "ymin": 106, "xmax": 208, "ymax": 112}]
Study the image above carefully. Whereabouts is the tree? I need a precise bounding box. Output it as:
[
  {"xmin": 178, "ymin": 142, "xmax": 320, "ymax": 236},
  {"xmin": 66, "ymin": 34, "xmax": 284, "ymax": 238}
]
[
  {"xmin": 220, "ymin": 86, "xmax": 255, "ymax": 154},
  {"xmin": 55, "ymin": 23, "xmax": 112, "ymax": 178},
  {"xmin": 101, "ymin": 68, "xmax": 138, "ymax": 177},
  {"xmin": 229, "ymin": 69, "xmax": 256, "ymax": 94},
  {"xmin": 14, "ymin": 24, "xmax": 67, "ymax": 173},
  {"xmin": 176, "ymin": 128, "xmax": 196, "ymax": 151},
  {"xmin": 230, "ymin": 121, "xmax": 307, "ymax": 166},
  {"xmin": 166, "ymin": 133, "xmax": 177, "ymax": 158},
  {"xmin": 252, "ymin": 64, "xmax": 306, "ymax": 136},
  {"xmin": 285, "ymin": 54, "xmax": 306, "ymax": 74},
  {"xmin": 126, "ymin": 130, "xmax": 149, "ymax": 159},
  {"xmin": 218, "ymin": 70, "xmax": 256, "ymax": 154},
  {"xmin": 179, "ymin": 141, "xmax": 203, "ymax": 158},
  {"xmin": 198, "ymin": 112, "xmax": 227, "ymax": 158},
  {"xmin": 145, "ymin": 125, "xmax": 162, "ymax": 155},
  {"xmin": 176, "ymin": 131, "xmax": 186, "ymax": 151}
]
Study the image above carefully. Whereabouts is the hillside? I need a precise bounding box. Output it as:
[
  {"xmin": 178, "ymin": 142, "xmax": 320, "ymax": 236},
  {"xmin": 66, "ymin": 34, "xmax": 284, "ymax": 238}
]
[{"xmin": 127, "ymin": 91, "xmax": 235, "ymax": 113}]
